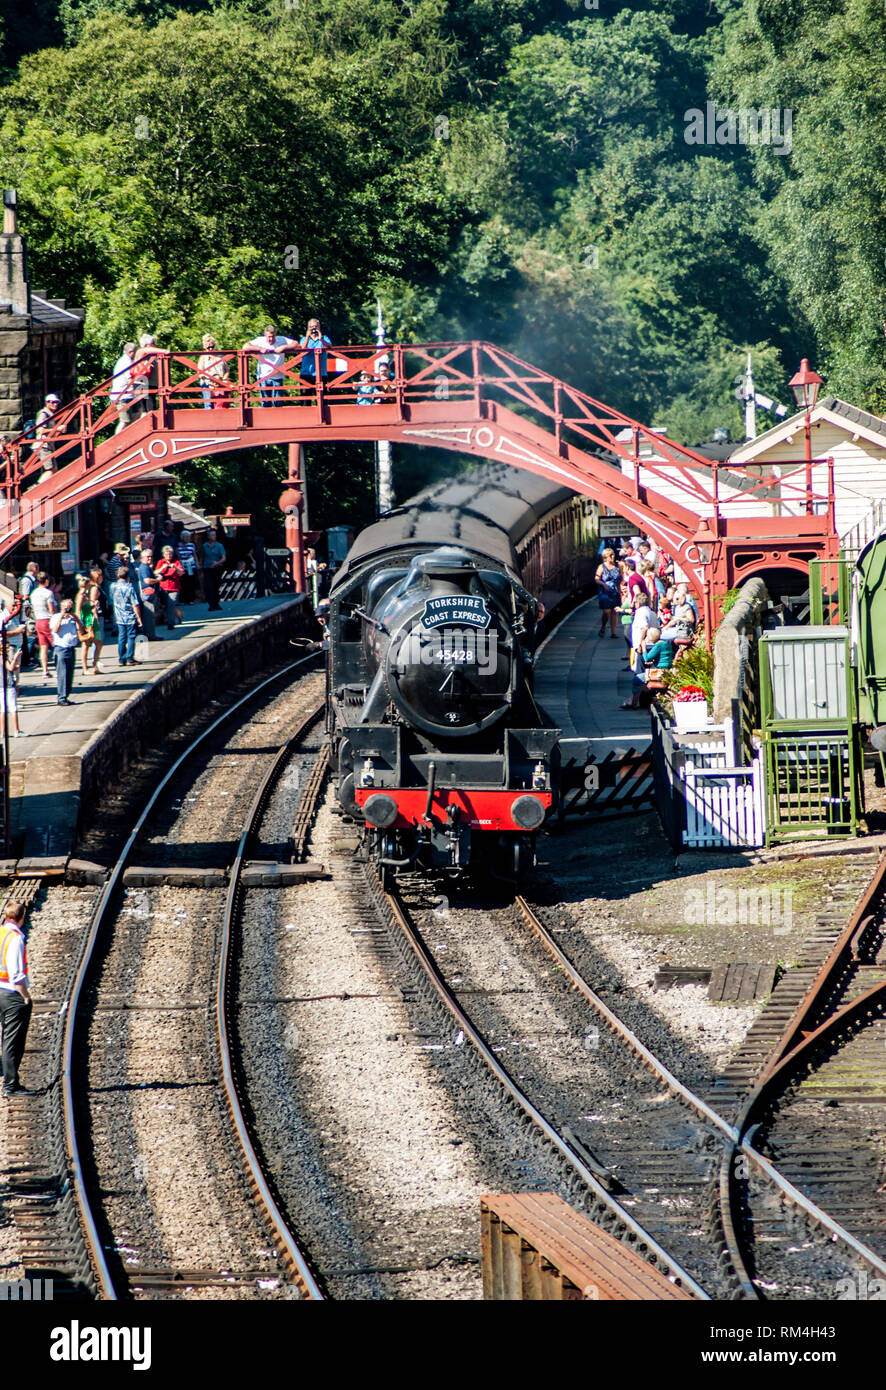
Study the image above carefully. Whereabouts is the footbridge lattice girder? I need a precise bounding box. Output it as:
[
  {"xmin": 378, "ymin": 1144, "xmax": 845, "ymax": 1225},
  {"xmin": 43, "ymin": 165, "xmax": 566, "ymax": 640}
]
[{"xmin": 0, "ymin": 341, "xmax": 839, "ymax": 600}]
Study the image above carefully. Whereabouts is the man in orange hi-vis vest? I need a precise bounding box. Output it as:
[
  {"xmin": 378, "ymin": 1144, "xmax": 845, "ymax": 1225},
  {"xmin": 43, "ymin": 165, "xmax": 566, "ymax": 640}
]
[{"xmin": 0, "ymin": 902, "xmax": 34, "ymax": 1098}]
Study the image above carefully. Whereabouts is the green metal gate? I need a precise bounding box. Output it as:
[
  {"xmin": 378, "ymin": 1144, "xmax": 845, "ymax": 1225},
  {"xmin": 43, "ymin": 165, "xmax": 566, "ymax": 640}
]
[
  {"xmin": 759, "ymin": 626, "xmax": 862, "ymax": 842},
  {"xmin": 808, "ymin": 557, "xmax": 852, "ymax": 626}
]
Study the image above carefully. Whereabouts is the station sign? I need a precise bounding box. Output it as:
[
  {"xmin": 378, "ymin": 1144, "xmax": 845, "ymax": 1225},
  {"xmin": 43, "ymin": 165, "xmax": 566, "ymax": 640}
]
[
  {"xmin": 28, "ymin": 531, "xmax": 68, "ymax": 551},
  {"xmin": 221, "ymin": 514, "xmax": 252, "ymax": 528},
  {"xmin": 598, "ymin": 516, "xmax": 632, "ymax": 538}
]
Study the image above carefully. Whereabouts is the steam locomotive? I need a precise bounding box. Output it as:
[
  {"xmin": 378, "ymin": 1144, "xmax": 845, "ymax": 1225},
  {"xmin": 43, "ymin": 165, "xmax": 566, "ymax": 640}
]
[{"xmin": 327, "ymin": 465, "xmax": 597, "ymax": 878}]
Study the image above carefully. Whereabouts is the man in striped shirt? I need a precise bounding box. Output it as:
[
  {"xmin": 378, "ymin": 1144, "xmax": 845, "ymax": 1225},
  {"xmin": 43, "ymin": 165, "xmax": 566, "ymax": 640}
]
[{"xmin": 109, "ymin": 567, "xmax": 143, "ymax": 666}]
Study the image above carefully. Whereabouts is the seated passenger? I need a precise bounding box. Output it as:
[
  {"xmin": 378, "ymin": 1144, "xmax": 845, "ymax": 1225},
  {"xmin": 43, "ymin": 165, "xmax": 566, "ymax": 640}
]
[
  {"xmin": 660, "ymin": 600, "xmax": 697, "ymax": 642},
  {"xmin": 356, "ymin": 370, "xmax": 379, "ymax": 405},
  {"xmin": 641, "ymin": 627, "xmax": 676, "ymax": 673}
]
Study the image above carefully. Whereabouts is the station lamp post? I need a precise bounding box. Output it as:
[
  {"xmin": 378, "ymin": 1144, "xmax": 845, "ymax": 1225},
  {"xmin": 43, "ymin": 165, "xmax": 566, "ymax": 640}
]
[
  {"xmin": 789, "ymin": 358, "xmax": 824, "ymax": 514},
  {"xmin": 689, "ymin": 517, "xmax": 716, "ymax": 646},
  {"xmin": 279, "ymin": 455, "xmax": 306, "ymax": 595}
]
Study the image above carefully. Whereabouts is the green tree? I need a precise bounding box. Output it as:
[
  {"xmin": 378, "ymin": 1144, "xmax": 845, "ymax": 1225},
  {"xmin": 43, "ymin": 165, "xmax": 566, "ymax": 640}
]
[{"xmin": 714, "ymin": 0, "xmax": 886, "ymax": 407}]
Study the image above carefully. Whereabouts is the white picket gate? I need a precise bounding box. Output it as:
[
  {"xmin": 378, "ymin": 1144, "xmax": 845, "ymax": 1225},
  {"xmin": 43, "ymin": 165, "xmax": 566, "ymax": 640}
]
[
  {"xmin": 651, "ymin": 711, "xmax": 767, "ymax": 849},
  {"xmin": 682, "ymin": 754, "xmax": 766, "ymax": 848}
]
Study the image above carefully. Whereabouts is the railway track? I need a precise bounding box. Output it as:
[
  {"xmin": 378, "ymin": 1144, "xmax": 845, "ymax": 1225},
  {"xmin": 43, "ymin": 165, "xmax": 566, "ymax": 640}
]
[
  {"xmin": 13, "ymin": 656, "xmax": 324, "ymax": 1300},
  {"xmin": 719, "ymin": 852, "xmax": 886, "ymax": 1298},
  {"xmin": 17, "ymin": 666, "xmax": 886, "ymax": 1304},
  {"xmin": 519, "ymin": 877, "xmax": 886, "ymax": 1300},
  {"xmin": 369, "ymin": 872, "xmax": 713, "ymax": 1298}
]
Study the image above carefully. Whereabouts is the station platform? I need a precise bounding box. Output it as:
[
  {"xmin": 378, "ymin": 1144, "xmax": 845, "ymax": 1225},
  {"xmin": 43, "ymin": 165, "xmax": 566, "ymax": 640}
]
[
  {"xmin": 6, "ymin": 593, "xmax": 308, "ymax": 863},
  {"xmin": 534, "ymin": 598, "xmax": 652, "ymax": 753}
]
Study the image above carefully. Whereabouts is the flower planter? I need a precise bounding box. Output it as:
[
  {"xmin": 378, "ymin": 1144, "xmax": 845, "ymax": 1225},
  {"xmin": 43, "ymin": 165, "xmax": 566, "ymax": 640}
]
[{"xmin": 673, "ymin": 700, "xmax": 710, "ymax": 732}]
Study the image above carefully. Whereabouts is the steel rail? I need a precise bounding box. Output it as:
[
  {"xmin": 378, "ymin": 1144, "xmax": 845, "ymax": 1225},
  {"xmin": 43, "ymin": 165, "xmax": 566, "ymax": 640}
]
[
  {"xmin": 291, "ymin": 743, "xmax": 330, "ymax": 861},
  {"xmin": 515, "ymin": 893, "xmax": 886, "ymax": 1295},
  {"xmin": 720, "ymin": 853, "xmax": 886, "ymax": 1291},
  {"xmin": 218, "ymin": 702, "xmax": 326, "ymax": 1301},
  {"xmin": 731, "ymin": 978, "xmax": 886, "ymax": 1284},
  {"xmin": 59, "ymin": 653, "xmax": 321, "ymax": 1299},
  {"xmin": 514, "ymin": 897, "xmax": 740, "ymax": 1143},
  {"xmin": 380, "ymin": 878, "xmax": 711, "ymax": 1300},
  {"xmin": 754, "ymin": 851, "xmax": 886, "ymax": 1088},
  {"xmin": 514, "ymin": 895, "xmax": 756, "ymax": 1299}
]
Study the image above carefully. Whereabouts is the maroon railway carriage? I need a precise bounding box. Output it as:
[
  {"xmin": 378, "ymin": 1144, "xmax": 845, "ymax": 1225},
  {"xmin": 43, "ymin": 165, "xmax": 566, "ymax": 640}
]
[{"xmin": 327, "ymin": 465, "xmax": 597, "ymax": 879}]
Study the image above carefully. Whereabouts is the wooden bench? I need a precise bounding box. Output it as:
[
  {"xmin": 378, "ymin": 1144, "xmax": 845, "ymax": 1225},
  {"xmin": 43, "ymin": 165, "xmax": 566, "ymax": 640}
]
[{"xmin": 480, "ymin": 1193, "xmax": 695, "ymax": 1301}]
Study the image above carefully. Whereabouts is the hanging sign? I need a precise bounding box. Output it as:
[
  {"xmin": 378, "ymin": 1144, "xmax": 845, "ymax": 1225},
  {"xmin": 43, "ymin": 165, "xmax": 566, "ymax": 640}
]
[
  {"xmin": 599, "ymin": 516, "xmax": 632, "ymax": 538},
  {"xmin": 29, "ymin": 531, "xmax": 68, "ymax": 551}
]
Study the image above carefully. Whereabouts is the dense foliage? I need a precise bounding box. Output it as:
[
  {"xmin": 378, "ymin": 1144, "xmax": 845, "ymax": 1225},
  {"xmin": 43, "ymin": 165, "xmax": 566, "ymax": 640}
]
[{"xmin": 0, "ymin": 0, "xmax": 880, "ymax": 534}]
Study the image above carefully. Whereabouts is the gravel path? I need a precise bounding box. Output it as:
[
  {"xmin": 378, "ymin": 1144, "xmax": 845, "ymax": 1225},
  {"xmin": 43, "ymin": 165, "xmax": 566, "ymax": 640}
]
[{"xmin": 239, "ymin": 801, "xmax": 490, "ymax": 1299}]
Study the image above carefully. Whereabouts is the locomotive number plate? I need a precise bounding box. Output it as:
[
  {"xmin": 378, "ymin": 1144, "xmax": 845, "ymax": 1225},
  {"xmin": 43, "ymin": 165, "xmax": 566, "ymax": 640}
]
[{"xmin": 435, "ymin": 649, "xmax": 476, "ymax": 664}]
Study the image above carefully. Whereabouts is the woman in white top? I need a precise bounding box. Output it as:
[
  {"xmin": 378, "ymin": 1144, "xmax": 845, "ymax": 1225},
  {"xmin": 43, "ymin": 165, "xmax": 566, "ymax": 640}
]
[{"xmin": 197, "ymin": 334, "xmax": 231, "ymax": 409}]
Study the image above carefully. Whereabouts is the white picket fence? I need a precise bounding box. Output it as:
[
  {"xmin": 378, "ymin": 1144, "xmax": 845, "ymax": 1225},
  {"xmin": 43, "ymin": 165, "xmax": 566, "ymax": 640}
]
[{"xmin": 652, "ymin": 711, "xmax": 766, "ymax": 849}]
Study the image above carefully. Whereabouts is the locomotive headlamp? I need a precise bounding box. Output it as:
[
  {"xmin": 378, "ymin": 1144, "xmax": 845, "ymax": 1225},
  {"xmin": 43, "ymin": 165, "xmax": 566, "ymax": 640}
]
[
  {"xmin": 532, "ymin": 761, "xmax": 547, "ymax": 791},
  {"xmin": 510, "ymin": 795, "xmax": 546, "ymax": 830},
  {"xmin": 363, "ymin": 794, "xmax": 399, "ymax": 828},
  {"xmin": 360, "ymin": 758, "xmax": 375, "ymax": 788}
]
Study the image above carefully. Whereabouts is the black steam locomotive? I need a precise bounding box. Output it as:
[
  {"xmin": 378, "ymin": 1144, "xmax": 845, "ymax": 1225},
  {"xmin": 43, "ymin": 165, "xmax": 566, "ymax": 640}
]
[{"xmin": 327, "ymin": 465, "xmax": 597, "ymax": 878}]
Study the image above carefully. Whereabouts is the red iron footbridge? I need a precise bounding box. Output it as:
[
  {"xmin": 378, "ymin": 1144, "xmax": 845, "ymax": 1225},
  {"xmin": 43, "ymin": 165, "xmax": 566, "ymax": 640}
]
[{"xmin": 0, "ymin": 341, "xmax": 839, "ymax": 623}]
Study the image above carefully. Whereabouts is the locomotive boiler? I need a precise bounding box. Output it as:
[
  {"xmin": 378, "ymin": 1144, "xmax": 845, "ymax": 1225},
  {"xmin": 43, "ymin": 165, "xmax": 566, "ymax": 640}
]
[{"xmin": 327, "ymin": 465, "xmax": 597, "ymax": 878}]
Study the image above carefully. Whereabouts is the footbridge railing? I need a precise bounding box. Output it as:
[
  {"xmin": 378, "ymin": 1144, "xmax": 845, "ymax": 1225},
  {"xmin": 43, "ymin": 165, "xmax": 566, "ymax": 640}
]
[{"xmin": 0, "ymin": 341, "xmax": 839, "ymax": 592}]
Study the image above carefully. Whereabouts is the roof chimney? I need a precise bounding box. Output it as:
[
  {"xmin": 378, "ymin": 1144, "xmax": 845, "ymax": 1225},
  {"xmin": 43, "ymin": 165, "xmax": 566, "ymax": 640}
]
[{"xmin": 0, "ymin": 189, "xmax": 30, "ymax": 316}]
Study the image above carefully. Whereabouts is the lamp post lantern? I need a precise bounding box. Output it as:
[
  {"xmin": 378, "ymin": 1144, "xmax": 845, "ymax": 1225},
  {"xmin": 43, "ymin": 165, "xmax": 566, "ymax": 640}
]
[
  {"xmin": 689, "ymin": 517, "xmax": 716, "ymax": 647},
  {"xmin": 789, "ymin": 358, "xmax": 824, "ymax": 512}
]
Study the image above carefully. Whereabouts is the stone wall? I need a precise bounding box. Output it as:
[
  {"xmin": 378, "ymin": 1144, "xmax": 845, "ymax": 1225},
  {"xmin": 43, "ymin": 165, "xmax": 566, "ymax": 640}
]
[
  {"xmin": 712, "ymin": 577, "xmax": 769, "ymax": 724},
  {"xmin": 24, "ymin": 327, "xmax": 81, "ymax": 422},
  {"xmin": 0, "ymin": 315, "xmax": 82, "ymax": 437},
  {"xmin": 78, "ymin": 597, "xmax": 315, "ymax": 819},
  {"xmin": 0, "ymin": 304, "xmax": 29, "ymax": 435}
]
